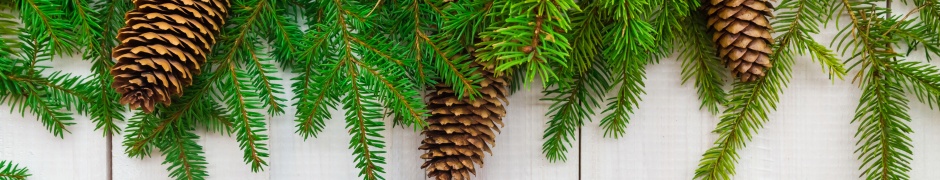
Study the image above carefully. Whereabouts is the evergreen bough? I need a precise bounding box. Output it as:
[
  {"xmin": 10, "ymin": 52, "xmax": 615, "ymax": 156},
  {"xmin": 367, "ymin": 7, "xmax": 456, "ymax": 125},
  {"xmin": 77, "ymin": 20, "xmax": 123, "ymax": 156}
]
[{"xmin": 0, "ymin": 0, "xmax": 937, "ymax": 180}]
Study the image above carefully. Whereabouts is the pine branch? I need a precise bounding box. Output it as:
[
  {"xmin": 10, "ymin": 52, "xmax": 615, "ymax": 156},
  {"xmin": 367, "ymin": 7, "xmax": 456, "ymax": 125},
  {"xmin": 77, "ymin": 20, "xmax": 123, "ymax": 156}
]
[
  {"xmin": 600, "ymin": 56, "xmax": 647, "ymax": 139},
  {"xmin": 695, "ymin": 0, "xmax": 844, "ymax": 178},
  {"xmin": 566, "ymin": 1, "xmax": 607, "ymax": 75},
  {"xmin": 599, "ymin": 0, "xmax": 656, "ymax": 67},
  {"xmin": 695, "ymin": 50, "xmax": 794, "ymax": 180},
  {"xmin": 264, "ymin": 1, "xmax": 306, "ymax": 68},
  {"xmin": 225, "ymin": 0, "xmax": 286, "ymax": 115},
  {"xmin": 542, "ymin": 60, "xmax": 611, "ymax": 162},
  {"xmin": 219, "ymin": 65, "xmax": 269, "ymax": 171},
  {"xmin": 17, "ymin": 0, "xmax": 77, "ymax": 56},
  {"xmin": 296, "ymin": 1, "xmax": 415, "ymax": 178},
  {"xmin": 0, "ymin": 160, "xmax": 30, "ymax": 180},
  {"xmin": 292, "ymin": 30, "xmax": 340, "ymax": 139},
  {"xmin": 158, "ymin": 127, "xmax": 209, "ymax": 180},
  {"xmin": 345, "ymin": 70, "xmax": 387, "ymax": 180},
  {"xmin": 677, "ymin": 12, "xmax": 728, "ymax": 114},
  {"xmin": 833, "ymin": 1, "xmax": 916, "ymax": 179},
  {"xmin": 476, "ymin": 0, "xmax": 578, "ymax": 85},
  {"xmin": 76, "ymin": 0, "xmax": 131, "ymax": 136},
  {"xmin": 853, "ymin": 65, "xmax": 913, "ymax": 180}
]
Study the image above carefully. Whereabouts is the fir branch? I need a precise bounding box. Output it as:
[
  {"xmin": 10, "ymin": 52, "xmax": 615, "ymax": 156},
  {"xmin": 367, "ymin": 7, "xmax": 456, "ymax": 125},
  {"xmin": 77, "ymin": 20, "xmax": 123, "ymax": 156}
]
[
  {"xmin": 345, "ymin": 69, "xmax": 387, "ymax": 180},
  {"xmin": 599, "ymin": 0, "xmax": 656, "ymax": 67},
  {"xmin": 600, "ymin": 56, "xmax": 648, "ymax": 140},
  {"xmin": 893, "ymin": 61, "xmax": 940, "ymax": 108},
  {"xmin": 225, "ymin": 0, "xmax": 286, "ymax": 115},
  {"xmin": 566, "ymin": 1, "xmax": 607, "ymax": 74},
  {"xmin": 123, "ymin": 111, "xmax": 160, "ymax": 158},
  {"xmin": 356, "ymin": 59, "xmax": 427, "ymax": 128},
  {"xmin": 60, "ymin": 0, "xmax": 100, "ymax": 46},
  {"xmin": 695, "ymin": 0, "xmax": 844, "ymax": 178},
  {"xmin": 77, "ymin": 0, "xmax": 132, "ymax": 136},
  {"xmin": 292, "ymin": 30, "xmax": 340, "ymax": 139},
  {"xmin": 0, "ymin": 160, "xmax": 30, "ymax": 180},
  {"xmin": 17, "ymin": 0, "xmax": 77, "ymax": 56},
  {"xmin": 541, "ymin": 60, "xmax": 611, "ymax": 162},
  {"xmin": 833, "ymin": 1, "xmax": 917, "ymax": 179},
  {"xmin": 476, "ymin": 0, "xmax": 578, "ymax": 85},
  {"xmin": 292, "ymin": 6, "xmax": 336, "ymax": 139},
  {"xmin": 219, "ymin": 65, "xmax": 269, "ymax": 171},
  {"xmin": 264, "ymin": 1, "xmax": 305, "ymax": 68},
  {"xmin": 695, "ymin": 49, "xmax": 794, "ymax": 180},
  {"xmin": 411, "ymin": 0, "xmax": 489, "ymax": 98},
  {"xmin": 677, "ymin": 12, "xmax": 728, "ymax": 114},
  {"xmin": 158, "ymin": 127, "xmax": 209, "ymax": 180},
  {"xmin": 297, "ymin": 0, "xmax": 412, "ymax": 178},
  {"xmin": 853, "ymin": 65, "xmax": 913, "ymax": 180}
]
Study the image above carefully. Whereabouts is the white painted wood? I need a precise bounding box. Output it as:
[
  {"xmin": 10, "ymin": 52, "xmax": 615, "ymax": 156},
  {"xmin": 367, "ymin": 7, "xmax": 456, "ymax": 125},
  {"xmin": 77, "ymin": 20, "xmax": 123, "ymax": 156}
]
[{"xmin": 0, "ymin": 56, "xmax": 109, "ymax": 180}]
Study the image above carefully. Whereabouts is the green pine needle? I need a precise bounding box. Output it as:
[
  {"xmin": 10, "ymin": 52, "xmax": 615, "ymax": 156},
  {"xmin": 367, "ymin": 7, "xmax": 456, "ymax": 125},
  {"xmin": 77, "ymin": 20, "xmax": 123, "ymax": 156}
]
[
  {"xmin": 542, "ymin": 60, "xmax": 612, "ymax": 162},
  {"xmin": 0, "ymin": 160, "xmax": 30, "ymax": 180},
  {"xmin": 677, "ymin": 12, "xmax": 728, "ymax": 115},
  {"xmin": 476, "ymin": 0, "xmax": 578, "ymax": 86}
]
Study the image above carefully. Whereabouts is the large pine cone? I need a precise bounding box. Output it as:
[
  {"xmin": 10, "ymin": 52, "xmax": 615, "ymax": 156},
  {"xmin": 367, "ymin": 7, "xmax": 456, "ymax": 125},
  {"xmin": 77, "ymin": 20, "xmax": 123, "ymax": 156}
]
[
  {"xmin": 420, "ymin": 62, "xmax": 509, "ymax": 180},
  {"xmin": 111, "ymin": 0, "xmax": 230, "ymax": 112},
  {"xmin": 705, "ymin": 0, "xmax": 774, "ymax": 82}
]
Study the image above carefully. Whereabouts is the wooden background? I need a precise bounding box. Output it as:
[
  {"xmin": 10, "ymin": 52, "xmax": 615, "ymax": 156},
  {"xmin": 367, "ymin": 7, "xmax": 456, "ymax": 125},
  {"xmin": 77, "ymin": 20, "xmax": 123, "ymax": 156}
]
[{"xmin": 3, "ymin": 3, "xmax": 940, "ymax": 180}]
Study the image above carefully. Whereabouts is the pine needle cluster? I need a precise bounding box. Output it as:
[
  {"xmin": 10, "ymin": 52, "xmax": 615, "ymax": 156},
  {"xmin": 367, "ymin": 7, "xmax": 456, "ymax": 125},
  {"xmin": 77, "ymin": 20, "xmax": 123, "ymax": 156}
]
[
  {"xmin": 0, "ymin": 161, "xmax": 29, "ymax": 180},
  {"xmin": 695, "ymin": 0, "xmax": 940, "ymax": 179}
]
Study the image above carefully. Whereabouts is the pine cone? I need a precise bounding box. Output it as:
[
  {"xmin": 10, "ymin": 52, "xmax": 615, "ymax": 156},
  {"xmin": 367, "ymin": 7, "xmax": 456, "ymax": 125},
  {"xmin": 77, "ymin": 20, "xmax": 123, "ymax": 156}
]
[
  {"xmin": 705, "ymin": 0, "xmax": 774, "ymax": 82},
  {"xmin": 420, "ymin": 61, "xmax": 509, "ymax": 180},
  {"xmin": 110, "ymin": 0, "xmax": 230, "ymax": 113}
]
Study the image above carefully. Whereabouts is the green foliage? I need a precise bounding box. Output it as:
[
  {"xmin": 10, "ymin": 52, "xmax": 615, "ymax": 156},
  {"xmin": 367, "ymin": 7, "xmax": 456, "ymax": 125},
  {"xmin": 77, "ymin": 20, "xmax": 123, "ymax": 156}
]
[
  {"xmin": 476, "ymin": 0, "xmax": 578, "ymax": 85},
  {"xmin": 292, "ymin": 0, "xmax": 430, "ymax": 179},
  {"xmin": 541, "ymin": 60, "xmax": 611, "ymax": 162},
  {"xmin": 695, "ymin": 0, "xmax": 844, "ymax": 179},
  {"xmin": 830, "ymin": 0, "xmax": 940, "ymax": 179},
  {"xmin": 677, "ymin": 12, "xmax": 728, "ymax": 114},
  {"xmin": 538, "ymin": 0, "xmax": 700, "ymax": 162},
  {"xmin": 0, "ymin": 161, "xmax": 30, "ymax": 180}
]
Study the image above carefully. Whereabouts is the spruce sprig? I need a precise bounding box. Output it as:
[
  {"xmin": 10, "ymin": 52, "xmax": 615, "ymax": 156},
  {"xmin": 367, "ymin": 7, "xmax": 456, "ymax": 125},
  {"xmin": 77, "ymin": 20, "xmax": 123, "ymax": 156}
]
[
  {"xmin": 293, "ymin": 0, "xmax": 428, "ymax": 179},
  {"xmin": 0, "ymin": 11, "xmax": 92, "ymax": 137},
  {"xmin": 832, "ymin": 0, "xmax": 940, "ymax": 179},
  {"xmin": 677, "ymin": 12, "xmax": 728, "ymax": 114},
  {"xmin": 0, "ymin": 160, "xmax": 30, "ymax": 180},
  {"xmin": 476, "ymin": 0, "xmax": 578, "ymax": 85},
  {"xmin": 78, "ymin": 0, "xmax": 131, "ymax": 136},
  {"xmin": 695, "ymin": 0, "xmax": 844, "ymax": 179}
]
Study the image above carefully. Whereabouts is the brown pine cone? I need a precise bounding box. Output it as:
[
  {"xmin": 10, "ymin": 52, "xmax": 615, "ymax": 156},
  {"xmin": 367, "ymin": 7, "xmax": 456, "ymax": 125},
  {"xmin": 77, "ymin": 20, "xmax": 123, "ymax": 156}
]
[
  {"xmin": 110, "ymin": 0, "xmax": 230, "ymax": 112},
  {"xmin": 705, "ymin": 0, "xmax": 775, "ymax": 82},
  {"xmin": 420, "ymin": 61, "xmax": 509, "ymax": 180}
]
